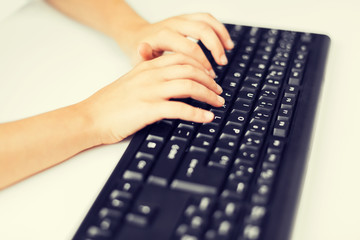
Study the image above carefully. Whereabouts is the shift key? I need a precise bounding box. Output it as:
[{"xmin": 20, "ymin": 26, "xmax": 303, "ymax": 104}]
[{"xmin": 171, "ymin": 148, "xmax": 227, "ymax": 195}]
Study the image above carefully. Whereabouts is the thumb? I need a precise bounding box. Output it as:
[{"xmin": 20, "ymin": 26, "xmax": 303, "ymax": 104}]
[{"xmin": 138, "ymin": 42, "xmax": 155, "ymax": 61}]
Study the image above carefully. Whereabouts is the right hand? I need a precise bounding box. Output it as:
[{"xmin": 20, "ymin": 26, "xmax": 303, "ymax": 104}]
[{"xmin": 80, "ymin": 53, "xmax": 224, "ymax": 145}]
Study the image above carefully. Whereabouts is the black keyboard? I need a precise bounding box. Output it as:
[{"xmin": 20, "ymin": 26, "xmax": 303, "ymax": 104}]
[{"xmin": 74, "ymin": 24, "xmax": 330, "ymax": 240}]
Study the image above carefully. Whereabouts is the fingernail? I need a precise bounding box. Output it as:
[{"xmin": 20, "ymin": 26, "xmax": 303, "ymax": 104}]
[
  {"xmin": 210, "ymin": 69, "xmax": 216, "ymax": 78},
  {"xmin": 227, "ymin": 39, "xmax": 234, "ymax": 49},
  {"xmin": 217, "ymin": 95, "xmax": 225, "ymax": 105},
  {"xmin": 220, "ymin": 54, "xmax": 228, "ymax": 65},
  {"xmin": 204, "ymin": 111, "xmax": 214, "ymax": 121},
  {"xmin": 216, "ymin": 84, "xmax": 223, "ymax": 94}
]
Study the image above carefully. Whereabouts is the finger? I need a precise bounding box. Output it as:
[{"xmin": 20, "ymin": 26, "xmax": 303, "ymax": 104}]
[
  {"xmin": 171, "ymin": 18, "xmax": 228, "ymax": 65},
  {"xmin": 156, "ymin": 101, "xmax": 214, "ymax": 123},
  {"xmin": 183, "ymin": 13, "xmax": 234, "ymax": 50},
  {"xmin": 154, "ymin": 64, "xmax": 222, "ymax": 94},
  {"xmin": 138, "ymin": 42, "xmax": 156, "ymax": 61},
  {"xmin": 158, "ymin": 79, "xmax": 225, "ymax": 107},
  {"xmin": 139, "ymin": 52, "xmax": 214, "ymax": 78},
  {"xmin": 149, "ymin": 29, "xmax": 214, "ymax": 72}
]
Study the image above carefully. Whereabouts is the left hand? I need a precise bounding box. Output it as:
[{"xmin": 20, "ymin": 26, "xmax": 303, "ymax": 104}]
[{"xmin": 122, "ymin": 13, "xmax": 234, "ymax": 74}]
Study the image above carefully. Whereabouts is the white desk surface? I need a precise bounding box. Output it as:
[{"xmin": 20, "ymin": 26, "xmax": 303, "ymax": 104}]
[{"xmin": 0, "ymin": 0, "xmax": 359, "ymax": 239}]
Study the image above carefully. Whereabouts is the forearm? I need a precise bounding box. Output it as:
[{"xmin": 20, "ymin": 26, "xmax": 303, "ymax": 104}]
[
  {"xmin": 0, "ymin": 103, "xmax": 98, "ymax": 189},
  {"xmin": 46, "ymin": 0, "xmax": 148, "ymax": 50}
]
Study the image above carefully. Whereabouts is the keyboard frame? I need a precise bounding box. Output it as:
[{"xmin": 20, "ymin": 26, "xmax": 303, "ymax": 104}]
[{"xmin": 73, "ymin": 25, "xmax": 330, "ymax": 240}]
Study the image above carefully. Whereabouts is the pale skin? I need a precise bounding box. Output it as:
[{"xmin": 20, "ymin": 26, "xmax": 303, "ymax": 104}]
[{"xmin": 0, "ymin": 0, "xmax": 234, "ymax": 189}]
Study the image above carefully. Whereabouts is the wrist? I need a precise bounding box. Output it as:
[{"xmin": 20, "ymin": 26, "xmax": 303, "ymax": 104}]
[
  {"xmin": 106, "ymin": 1, "xmax": 149, "ymax": 60},
  {"xmin": 70, "ymin": 102, "xmax": 103, "ymax": 148},
  {"xmin": 112, "ymin": 20, "xmax": 150, "ymax": 58}
]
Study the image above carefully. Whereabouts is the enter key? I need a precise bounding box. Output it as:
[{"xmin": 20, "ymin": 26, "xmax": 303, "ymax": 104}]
[{"xmin": 171, "ymin": 146, "xmax": 227, "ymax": 195}]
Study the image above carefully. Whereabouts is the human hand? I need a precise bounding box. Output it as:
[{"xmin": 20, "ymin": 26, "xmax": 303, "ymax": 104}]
[
  {"xmin": 45, "ymin": 1, "xmax": 232, "ymax": 74},
  {"xmin": 80, "ymin": 53, "xmax": 225, "ymax": 145},
  {"xmin": 120, "ymin": 13, "xmax": 234, "ymax": 74}
]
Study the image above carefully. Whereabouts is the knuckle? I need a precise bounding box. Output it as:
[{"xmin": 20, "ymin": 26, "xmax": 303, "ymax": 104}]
[
  {"xmin": 188, "ymin": 106, "xmax": 199, "ymax": 118},
  {"xmin": 188, "ymin": 42, "xmax": 202, "ymax": 54},
  {"xmin": 180, "ymin": 104, "xmax": 198, "ymax": 119},
  {"xmin": 178, "ymin": 103, "xmax": 190, "ymax": 114},
  {"xmin": 157, "ymin": 103, "xmax": 171, "ymax": 118},
  {"xmin": 199, "ymin": 24, "xmax": 213, "ymax": 36},
  {"xmin": 181, "ymin": 64, "xmax": 196, "ymax": 74},
  {"xmin": 158, "ymin": 28, "xmax": 172, "ymax": 38},
  {"xmin": 140, "ymin": 59, "xmax": 153, "ymax": 69},
  {"xmin": 196, "ymin": 22, "xmax": 210, "ymax": 32},
  {"xmin": 166, "ymin": 17, "xmax": 178, "ymax": 24},
  {"xmin": 182, "ymin": 80, "xmax": 197, "ymax": 92},
  {"xmin": 175, "ymin": 52, "xmax": 189, "ymax": 62},
  {"xmin": 199, "ymin": 12, "xmax": 213, "ymax": 19}
]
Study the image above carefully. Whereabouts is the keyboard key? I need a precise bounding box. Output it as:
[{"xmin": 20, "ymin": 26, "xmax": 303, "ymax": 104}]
[
  {"xmin": 233, "ymin": 98, "xmax": 253, "ymax": 112},
  {"xmin": 220, "ymin": 90, "xmax": 236, "ymax": 104},
  {"xmin": 252, "ymin": 107, "xmax": 272, "ymax": 122},
  {"xmin": 256, "ymin": 96, "xmax": 276, "ymax": 110},
  {"xmin": 262, "ymin": 151, "xmax": 281, "ymax": 169},
  {"xmin": 247, "ymin": 70, "xmax": 265, "ymax": 81},
  {"xmin": 248, "ymin": 119, "xmax": 268, "ymax": 135},
  {"xmin": 284, "ymin": 85, "xmax": 299, "ymax": 96},
  {"xmin": 273, "ymin": 119, "xmax": 290, "ymax": 138},
  {"xmin": 126, "ymin": 204, "xmax": 157, "ymax": 227},
  {"xmin": 257, "ymin": 168, "xmax": 276, "ymax": 185},
  {"xmin": 123, "ymin": 157, "xmax": 153, "ymax": 181},
  {"xmin": 192, "ymin": 133, "xmax": 215, "ymax": 150},
  {"xmin": 277, "ymin": 107, "xmax": 293, "ymax": 121},
  {"xmin": 112, "ymin": 180, "xmax": 140, "ymax": 200},
  {"xmin": 237, "ymin": 87, "xmax": 257, "ymax": 103},
  {"xmin": 198, "ymin": 123, "xmax": 220, "ymax": 138},
  {"xmin": 280, "ymin": 96, "xmax": 296, "ymax": 109},
  {"xmin": 139, "ymin": 135, "xmax": 164, "ymax": 156},
  {"xmin": 87, "ymin": 225, "xmax": 112, "ymax": 239},
  {"xmin": 217, "ymin": 220, "xmax": 233, "ymax": 237},
  {"xmin": 208, "ymin": 147, "xmax": 233, "ymax": 169},
  {"xmin": 244, "ymin": 205, "xmax": 267, "ymax": 225},
  {"xmin": 147, "ymin": 136, "xmax": 188, "ymax": 186},
  {"xmin": 173, "ymin": 123, "xmax": 195, "ymax": 139},
  {"xmin": 222, "ymin": 77, "xmax": 241, "ymax": 92},
  {"xmin": 242, "ymin": 131, "xmax": 264, "ymax": 150},
  {"xmin": 251, "ymin": 184, "xmax": 271, "ymax": 205},
  {"xmin": 148, "ymin": 120, "xmax": 173, "ymax": 141},
  {"xmin": 227, "ymin": 109, "xmax": 248, "ymax": 126},
  {"xmin": 237, "ymin": 145, "xmax": 260, "ymax": 164},
  {"xmin": 171, "ymin": 152, "xmax": 226, "ymax": 195},
  {"xmin": 259, "ymin": 87, "xmax": 279, "ymax": 99},
  {"xmin": 243, "ymin": 77, "xmax": 261, "ymax": 91},
  {"xmin": 222, "ymin": 122, "xmax": 243, "ymax": 137},
  {"xmin": 241, "ymin": 224, "xmax": 261, "ymax": 240},
  {"xmin": 97, "ymin": 217, "xmax": 118, "ymax": 232},
  {"xmin": 268, "ymin": 138, "xmax": 285, "ymax": 152},
  {"xmin": 210, "ymin": 109, "xmax": 226, "ymax": 125},
  {"xmin": 263, "ymin": 77, "xmax": 282, "ymax": 89},
  {"xmin": 107, "ymin": 197, "xmax": 129, "ymax": 212},
  {"xmin": 217, "ymin": 133, "xmax": 239, "ymax": 150},
  {"xmin": 99, "ymin": 207, "xmax": 123, "ymax": 219}
]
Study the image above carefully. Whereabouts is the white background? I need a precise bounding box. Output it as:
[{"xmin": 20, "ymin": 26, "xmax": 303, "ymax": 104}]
[{"xmin": 0, "ymin": 0, "xmax": 359, "ymax": 239}]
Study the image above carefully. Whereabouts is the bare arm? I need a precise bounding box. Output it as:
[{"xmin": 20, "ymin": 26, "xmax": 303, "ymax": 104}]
[
  {"xmin": 46, "ymin": 0, "xmax": 234, "ymax": 69},
  {"xmin": 45, "ymin": 0, "xmax": 148, "ymax": 52},
  {"xmin": 0, "ymin": 104, "xmax": 97, "ymax": 189}
]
